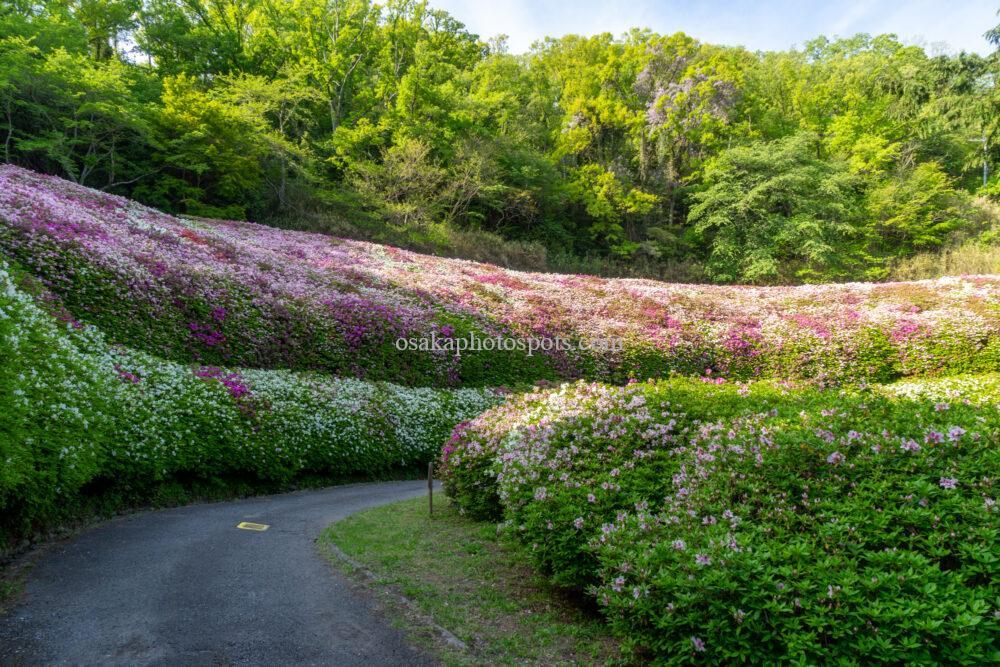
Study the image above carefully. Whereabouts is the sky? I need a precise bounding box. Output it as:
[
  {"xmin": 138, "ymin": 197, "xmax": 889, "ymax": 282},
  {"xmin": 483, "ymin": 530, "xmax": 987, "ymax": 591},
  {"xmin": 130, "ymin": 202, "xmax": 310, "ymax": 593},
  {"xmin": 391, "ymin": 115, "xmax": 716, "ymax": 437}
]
[{"xmin": 430, "ymin": 0, "xmax": 998, "ymax": 55}]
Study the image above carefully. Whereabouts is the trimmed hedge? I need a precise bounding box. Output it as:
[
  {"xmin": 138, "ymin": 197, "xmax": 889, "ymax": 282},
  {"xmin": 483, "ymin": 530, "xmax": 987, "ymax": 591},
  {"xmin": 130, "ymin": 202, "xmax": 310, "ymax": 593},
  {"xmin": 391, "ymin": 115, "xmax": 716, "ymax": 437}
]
[
  {"xmin": 441, "ymin": 377, "xmax": 1000, "ymax": 663},
  {"xmin": 2, "ymin": 165, "xmax": 998, "ymax": 388},
  {"xmin": 0, "ymin": 257, "xmax": 501, "ymax": 548}
]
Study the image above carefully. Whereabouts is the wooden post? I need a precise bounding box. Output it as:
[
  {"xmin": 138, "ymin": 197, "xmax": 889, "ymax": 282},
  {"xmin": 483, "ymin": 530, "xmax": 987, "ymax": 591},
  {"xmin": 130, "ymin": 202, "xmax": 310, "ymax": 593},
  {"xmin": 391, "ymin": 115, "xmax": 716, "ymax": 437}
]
[{"xmin": 428, "ymin": 462, "xmax": 434, "ymax": 517}]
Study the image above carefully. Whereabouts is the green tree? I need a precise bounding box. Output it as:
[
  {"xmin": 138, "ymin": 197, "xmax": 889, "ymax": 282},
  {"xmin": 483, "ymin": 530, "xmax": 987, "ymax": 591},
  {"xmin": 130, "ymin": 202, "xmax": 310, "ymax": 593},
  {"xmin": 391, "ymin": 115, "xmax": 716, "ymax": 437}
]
[
  {"xmin": 689, "ymin": 132, "xmax": 860, "ymax": 283},
  {"xmin": 0, "ymin": 40, "xmax": 154, "ymax": 188},
  {"xmin": 214, "ymin": 68, "xmax": 320, "ymax": 209},
  {"xmin": 865, "ymin": 162, "xmax": 969, "ymax": 258},
  {"xmin": 348, "ymin": 137, "xmax": 446, "ymax": 227},
  {"xmin": 1, "ymin": 1, "xmax": 996, "ymax": 281},
  {"xmin": 137, "ymin": 0, "xmax": 261, "ymax": 76},
  {"xmin": 73, "ymin": 0, "xmax": 140, "ymax": 60},
  {"xmin": 569, "ymin": 164, "xmax": 656, "ymax": 257},
  {"xmin": 140, "ymin": 74, "xmax": 265, "ymax": 216}
]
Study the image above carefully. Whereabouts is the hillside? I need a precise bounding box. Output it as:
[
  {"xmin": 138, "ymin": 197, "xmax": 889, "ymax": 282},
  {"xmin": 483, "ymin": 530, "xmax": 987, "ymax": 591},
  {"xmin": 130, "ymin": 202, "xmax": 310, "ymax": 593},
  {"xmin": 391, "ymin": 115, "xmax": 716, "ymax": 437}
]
[
  {"xmin": 442, "ymin": 375, "xmax": 1000, "ymax": 662},
  {"xmin": 1, "ymin": 165, "xmax": 998, "ymax": 388},
  {"xmin": 4, "ymin": 4, "xmax": 999, "ymax": 663},
  {"xmin": 2, "ymin": 162, "xmax": 997, "ymax": 665},
  {"xmin": 0, "ymin": 252, "xmax": 499, "ymax": 548},
  {"xmin": 8, "ymin": 5, "xmax": 998, "ymax": 285}
]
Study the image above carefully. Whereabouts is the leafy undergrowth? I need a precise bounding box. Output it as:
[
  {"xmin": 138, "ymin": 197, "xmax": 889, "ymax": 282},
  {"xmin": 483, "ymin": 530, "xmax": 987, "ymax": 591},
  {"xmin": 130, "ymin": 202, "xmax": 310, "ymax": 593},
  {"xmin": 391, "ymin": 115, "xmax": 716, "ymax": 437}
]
[
  {"xmin": 3, "ymin": 165, "xmax": 998, "ymax": 387},
  {"xmin": 0, "ymin": 256, "xmax": 500, "ymax": 550},
  {"xmin": 441, "ymin": 375, "xmax": 1000, "ymax": 664},
  {"xmin": 322, "ymin": 496, "xmax": 625, "ymax": 666},
  {"xmin": 0, "ymin": 568, "xmax": 26, "ymax": 612}
]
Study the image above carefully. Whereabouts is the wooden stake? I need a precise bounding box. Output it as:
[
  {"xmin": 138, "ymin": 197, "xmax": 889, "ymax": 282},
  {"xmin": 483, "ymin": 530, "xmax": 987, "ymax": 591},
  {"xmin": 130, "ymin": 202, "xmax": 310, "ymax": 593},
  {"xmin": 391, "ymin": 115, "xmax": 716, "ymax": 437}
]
[{"xmin": 428, "ymin": 462, "xmax": 434, "ymax": 517}]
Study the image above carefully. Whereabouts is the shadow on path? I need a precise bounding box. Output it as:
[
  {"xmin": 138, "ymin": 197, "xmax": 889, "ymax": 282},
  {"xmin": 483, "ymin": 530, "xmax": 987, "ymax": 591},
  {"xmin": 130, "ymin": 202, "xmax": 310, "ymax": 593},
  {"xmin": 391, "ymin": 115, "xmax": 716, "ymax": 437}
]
[{"xmin": 0, "ymin": 481, "xmax": 433, "ymax": 666}]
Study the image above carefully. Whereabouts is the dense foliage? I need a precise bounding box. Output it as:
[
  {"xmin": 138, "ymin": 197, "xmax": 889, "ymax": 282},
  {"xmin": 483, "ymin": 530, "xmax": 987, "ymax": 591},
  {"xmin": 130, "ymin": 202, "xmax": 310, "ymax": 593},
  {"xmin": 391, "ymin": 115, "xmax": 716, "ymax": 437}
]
[
  {"xmin": 1, "ymin": 1, "xmax": 998, "ymax": 282},
  {"xmin": 1, "ymin": 4, "xmax": 998, "ymax": 658},
  {"xmin": 441, "ymin": 376, "xmax": 1000, "ymax": 663},
  {"xmin": 3, "ymin": 166, "xmax": 998, "ymax": 387},
  {"xmin": 0, "ymin": 254, "xmax": 500, "ymax": 547}
]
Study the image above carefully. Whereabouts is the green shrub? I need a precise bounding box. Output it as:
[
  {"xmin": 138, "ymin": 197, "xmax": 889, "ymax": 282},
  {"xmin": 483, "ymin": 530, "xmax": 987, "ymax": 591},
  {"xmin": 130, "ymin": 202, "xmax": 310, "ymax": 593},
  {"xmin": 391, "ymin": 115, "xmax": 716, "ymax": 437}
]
[
  {"xmin": 442, "ymin": 377, "xmax": 1000, "ymax": 663},
  {"xmin": 5, "ymin": 165, "xmax": 997, "ymax": 389},
  {"xmin": 0, "ymin": 256, "xmax": 502, "ymax": 548}
]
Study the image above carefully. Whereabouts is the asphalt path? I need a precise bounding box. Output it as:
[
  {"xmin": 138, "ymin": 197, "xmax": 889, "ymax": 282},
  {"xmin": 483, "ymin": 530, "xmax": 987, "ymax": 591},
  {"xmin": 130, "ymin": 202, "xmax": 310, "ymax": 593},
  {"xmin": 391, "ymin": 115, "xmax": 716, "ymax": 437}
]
[{"xmin": 0, "ymin": 481, "xmax": 434, "ymax": 666}]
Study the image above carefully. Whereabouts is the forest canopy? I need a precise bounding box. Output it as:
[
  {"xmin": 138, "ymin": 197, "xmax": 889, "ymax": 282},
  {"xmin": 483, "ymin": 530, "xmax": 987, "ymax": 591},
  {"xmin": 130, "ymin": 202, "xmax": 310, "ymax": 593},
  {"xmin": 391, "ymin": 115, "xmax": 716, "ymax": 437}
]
[{"xmin": 1, "ymin": 0, "xmax": 998, "ymax": 283}]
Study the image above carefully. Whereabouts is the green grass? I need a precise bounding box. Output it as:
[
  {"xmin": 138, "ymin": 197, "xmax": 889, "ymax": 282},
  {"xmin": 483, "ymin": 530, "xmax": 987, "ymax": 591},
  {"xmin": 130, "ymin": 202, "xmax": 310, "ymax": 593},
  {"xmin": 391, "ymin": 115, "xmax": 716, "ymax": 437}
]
[
  {"xmin": 321, "ymin": 496, "xmax": 624, "ymax": 666},
  {"xmin": 0, "ymin": 578, "xmax": 20, "ymax": 608},
  {"xmin": 0, "ymin": 558, "xmax": 31, "ymax": 613}
]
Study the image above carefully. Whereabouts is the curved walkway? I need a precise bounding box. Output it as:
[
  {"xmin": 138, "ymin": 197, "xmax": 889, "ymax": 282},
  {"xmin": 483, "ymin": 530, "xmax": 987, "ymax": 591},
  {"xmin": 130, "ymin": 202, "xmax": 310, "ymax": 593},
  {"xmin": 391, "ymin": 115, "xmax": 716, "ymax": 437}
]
[{"xmin": 0, "ymin": 481, "xmax": 433, "ymax": 666}]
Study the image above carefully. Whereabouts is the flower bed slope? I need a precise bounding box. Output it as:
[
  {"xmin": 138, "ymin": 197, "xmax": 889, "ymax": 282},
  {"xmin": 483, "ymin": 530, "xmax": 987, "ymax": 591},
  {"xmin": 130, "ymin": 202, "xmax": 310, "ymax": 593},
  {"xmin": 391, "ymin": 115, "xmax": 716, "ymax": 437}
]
[
  {"xmin": 2, "ymin": 166, "xmax": 997, "ymax": 386},
  {"xmin": 441, "ymin": 377, "xmax": 999, "ymax": 663},
  {"xmin": 0, "ymin": 256, "xmax": 500, "ymax": 547}
]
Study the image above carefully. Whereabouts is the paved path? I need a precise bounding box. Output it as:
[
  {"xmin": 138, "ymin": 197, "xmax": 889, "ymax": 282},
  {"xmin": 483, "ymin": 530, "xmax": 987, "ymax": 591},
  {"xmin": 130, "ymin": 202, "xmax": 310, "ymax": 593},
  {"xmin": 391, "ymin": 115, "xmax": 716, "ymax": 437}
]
[{"xmin": 0, "ymin": 481, "xmax": 434, "ymax": 666}]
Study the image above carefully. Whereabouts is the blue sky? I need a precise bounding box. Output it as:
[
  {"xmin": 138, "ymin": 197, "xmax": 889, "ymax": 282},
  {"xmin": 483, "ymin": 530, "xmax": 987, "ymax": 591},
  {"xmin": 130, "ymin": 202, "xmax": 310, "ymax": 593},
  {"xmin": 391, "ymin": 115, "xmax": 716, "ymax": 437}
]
[{"xmin": 431, "ymin": 1, "xmax": 998, "ymax": 55}]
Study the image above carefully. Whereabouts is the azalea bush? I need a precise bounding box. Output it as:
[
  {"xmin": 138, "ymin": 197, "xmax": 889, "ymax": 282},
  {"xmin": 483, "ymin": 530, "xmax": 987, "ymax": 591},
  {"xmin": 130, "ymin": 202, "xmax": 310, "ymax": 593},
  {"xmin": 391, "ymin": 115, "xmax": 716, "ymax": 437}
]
[
  {"xmin": 2, "ymin": 166, "xmax": 998, "ymax": 387},
  {"xmin": 0, "ymin": 257, "xmax": 501, "ymax": 547},
  {"xmin": 441, "ymin": 377, "xmax": 1000, "ymax": 663}
]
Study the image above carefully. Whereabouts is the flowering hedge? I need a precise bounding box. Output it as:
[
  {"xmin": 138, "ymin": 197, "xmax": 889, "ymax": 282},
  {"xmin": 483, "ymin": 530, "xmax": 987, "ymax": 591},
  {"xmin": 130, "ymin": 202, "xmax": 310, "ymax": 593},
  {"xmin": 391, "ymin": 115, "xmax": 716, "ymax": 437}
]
[
  {"xmin": 0, "ymin": 257, "xmax": 501, "ymax": 547},
  {"xmin": 2, "ymin": 165, "xmax": 998, "ymax": 387},
  {"xmin": 440, "ymin": 377, "xmax": 999, "ymax": 663}
]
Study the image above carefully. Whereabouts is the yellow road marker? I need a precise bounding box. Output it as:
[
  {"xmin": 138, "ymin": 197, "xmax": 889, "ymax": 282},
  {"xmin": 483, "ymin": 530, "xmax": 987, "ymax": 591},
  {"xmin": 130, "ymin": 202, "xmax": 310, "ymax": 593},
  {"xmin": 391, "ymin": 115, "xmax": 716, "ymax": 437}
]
[{"xmin": 236, "ymin": 521, "xmax": 269, "ymax": 531}]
